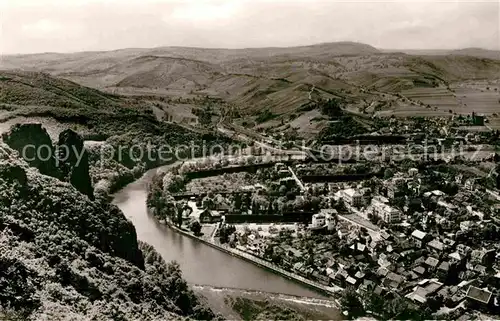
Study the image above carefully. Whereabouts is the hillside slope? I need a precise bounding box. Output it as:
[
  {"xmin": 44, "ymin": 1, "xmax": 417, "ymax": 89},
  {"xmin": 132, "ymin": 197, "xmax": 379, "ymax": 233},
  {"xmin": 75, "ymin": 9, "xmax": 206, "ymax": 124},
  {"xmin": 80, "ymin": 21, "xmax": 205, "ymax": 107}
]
[
  {"xmin": 0, "ymin": 70, "xmax": 232, "ymax": 197},
  {"xmin": 0, "ymin": 71, "xmax": 126, "ymax": 110},
  {"xmin": 0, "ymin": 143, "xmax": 217, "ymax": 320},
  {"xmin": 392, "ymin": 48, "xmax": 500, "ymax": 60},
  {"xmin": 0, "ymin": 71, "xmax": 235, "ymax": 319},
  {"xmin": 2, "ymin": 42, "xmax": 499, "ymax": 119}
]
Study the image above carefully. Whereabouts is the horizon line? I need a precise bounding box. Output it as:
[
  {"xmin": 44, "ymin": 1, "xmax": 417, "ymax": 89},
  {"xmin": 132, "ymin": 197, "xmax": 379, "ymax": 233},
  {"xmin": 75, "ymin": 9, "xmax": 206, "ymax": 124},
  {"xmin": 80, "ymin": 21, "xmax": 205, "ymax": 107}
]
[{"xmin": 2, "ymin": 40, "xmax": 499, "ymax": 57}]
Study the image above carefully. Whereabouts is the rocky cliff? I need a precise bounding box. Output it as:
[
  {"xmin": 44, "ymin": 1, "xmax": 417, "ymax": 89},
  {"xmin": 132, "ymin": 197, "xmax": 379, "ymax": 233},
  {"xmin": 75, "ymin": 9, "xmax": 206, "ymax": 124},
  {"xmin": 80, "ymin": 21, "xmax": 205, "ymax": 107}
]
[
  {"xmin": 2, "ymin": 124, "xmax": 94, "ymax": 199},
  {"xmin": 57, "ymin": 129, "xmax": 94, "ymax": 198}
]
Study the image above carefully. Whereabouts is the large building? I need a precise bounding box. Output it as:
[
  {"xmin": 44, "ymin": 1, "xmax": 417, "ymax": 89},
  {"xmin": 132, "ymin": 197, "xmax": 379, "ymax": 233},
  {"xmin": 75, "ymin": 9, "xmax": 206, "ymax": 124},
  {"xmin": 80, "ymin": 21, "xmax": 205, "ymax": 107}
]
[
  {"xmin": 341, "ymin": 188, "xmax": 363, "ymax": 207},
  {"xmin": 311, "ymin": 213, "xmax": 326, "ymax": 229},
  {"xmin": 387, "ymin": 177, "xmax": 406, "ymax": 199},
  {"xmin": 321, "ymin": 209, "xmax": 338, "ymax": 231},
  {"xmin": 371, "ymin": 196, "xmax": 402, "ymax": 224}
]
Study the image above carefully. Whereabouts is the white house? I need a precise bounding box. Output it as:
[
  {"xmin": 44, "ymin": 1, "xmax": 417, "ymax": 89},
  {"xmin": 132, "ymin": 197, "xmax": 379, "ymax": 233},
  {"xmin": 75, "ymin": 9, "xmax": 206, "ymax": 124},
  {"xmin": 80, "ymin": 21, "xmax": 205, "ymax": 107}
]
[
  {"xmin": 411, "ymin": 229, "xmax": 428, "ymax": 247},
  {"xmin": 311, "ymin": 213, "xmax": 326, "ymax": 229},
  {"xmin": 371, "ymin": 196, "xmax": 401, "ymax": 224},
  {"xmin": 341, "ymin": 188, "xmax": 363, "ymax": 207},
  {"xmin": 320, "ymin": 209, "xmax": 338, "ymax": 231}
]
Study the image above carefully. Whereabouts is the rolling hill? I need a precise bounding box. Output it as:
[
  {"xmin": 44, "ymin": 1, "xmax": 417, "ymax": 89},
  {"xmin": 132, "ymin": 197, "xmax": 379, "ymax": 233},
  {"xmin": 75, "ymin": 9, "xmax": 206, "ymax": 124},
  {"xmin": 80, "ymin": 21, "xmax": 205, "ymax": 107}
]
[
  {"xmin": 0, "ymin": 70, "xmax": 124, "ymax": 110},
  {"xmin": 2, "ymin": 42, "xmax": 499, "ymax": 122},
  {"xmin": 391, "ymin": 48, "xmax": 500, "ymax": 60}
]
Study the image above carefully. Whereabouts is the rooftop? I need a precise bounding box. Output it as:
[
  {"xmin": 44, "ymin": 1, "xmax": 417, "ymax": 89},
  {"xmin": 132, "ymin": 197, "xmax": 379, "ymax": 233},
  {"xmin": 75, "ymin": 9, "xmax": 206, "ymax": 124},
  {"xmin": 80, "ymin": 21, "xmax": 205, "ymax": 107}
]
[
  {"xmin": 428, "ymin": 239, "xmax": 446, "ymax": 251},
  {"xmin": 425, "ymin": 257, "xmax": 440, "ymax": 268},
  {"xmin": 411, "ymin": 229, "xmax": 427, "ymax": 240},
  {"xmin": 431, "ymin": 190, "xmax": 445, "ymax": 196},
  {"xmin": 466, "ymin": 286, "xmax": 493, "ymax": 304},
  {"xmin": 343, "ymin": 188, "xmax": 361, "ymax": 197}
]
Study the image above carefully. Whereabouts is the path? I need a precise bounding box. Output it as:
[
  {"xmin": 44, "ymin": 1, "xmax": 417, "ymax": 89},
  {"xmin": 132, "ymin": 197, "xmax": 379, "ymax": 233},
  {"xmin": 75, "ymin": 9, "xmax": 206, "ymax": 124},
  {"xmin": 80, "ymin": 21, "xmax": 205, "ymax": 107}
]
[{"xmin": 288, "ymin": 165, "xmax": 306, "ymax": 192}]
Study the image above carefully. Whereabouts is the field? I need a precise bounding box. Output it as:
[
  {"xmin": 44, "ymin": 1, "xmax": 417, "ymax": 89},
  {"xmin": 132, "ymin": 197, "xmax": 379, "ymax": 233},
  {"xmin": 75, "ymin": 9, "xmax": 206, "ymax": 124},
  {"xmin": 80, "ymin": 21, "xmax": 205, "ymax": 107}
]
[
  {"xmin": 453, "ymin": 86, "xmax": 500, "ymax": 115},
  {"xmin": 3, "ymin": 44, "xmax": 500, "ymax": 119},
  {"xmin": 151, "ymin": 103, "xmax": 198, "ymax": 124},
  {"xmin": 400, "ymin": 87, "xmax": 461, "ymax": 112},
  {"xmin": 374, "ymin": 102, "xmax": 452, "ymax": 117},
  {"xmin": 385, "ymin": 81, "xmax": 500, "ymax": 116}
]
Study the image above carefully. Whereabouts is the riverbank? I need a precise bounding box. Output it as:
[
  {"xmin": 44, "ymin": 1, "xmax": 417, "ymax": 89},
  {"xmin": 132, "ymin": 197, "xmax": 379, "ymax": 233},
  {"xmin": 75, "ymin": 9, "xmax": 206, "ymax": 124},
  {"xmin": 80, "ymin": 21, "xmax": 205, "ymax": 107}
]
[
  {"xmin": 113, "ymin": 164, "xmax": 333, "ymax": 295},
  {"xmin": 161, "ymin": 217, "xmax": 342, "ymax": 299},
  {"xmin": 192, "ymin": 285, "xmax": 342, "ymax": 321}
]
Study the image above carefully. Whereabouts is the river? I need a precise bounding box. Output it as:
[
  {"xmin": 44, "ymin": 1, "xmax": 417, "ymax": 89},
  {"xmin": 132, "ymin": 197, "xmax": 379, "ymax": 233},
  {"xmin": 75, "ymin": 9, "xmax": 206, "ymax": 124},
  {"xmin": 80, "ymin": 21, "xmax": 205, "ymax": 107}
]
[{"xmin": 112, "ymin": 164, "xmax": 325, "ymax": 299}]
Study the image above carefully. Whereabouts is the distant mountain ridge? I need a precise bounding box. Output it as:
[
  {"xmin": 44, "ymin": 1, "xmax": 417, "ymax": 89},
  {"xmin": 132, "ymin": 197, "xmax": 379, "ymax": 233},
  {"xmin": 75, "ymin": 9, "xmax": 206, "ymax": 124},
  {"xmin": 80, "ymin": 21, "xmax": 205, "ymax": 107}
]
[
  {"xmin": 385, "ymin": 47, "xmax": 500, "ymax": 60},
  {"xmin": 1, "ymin": 41, "xmax": 499, "ymax": 118},
  {"xmin": 4, "ymin": 41, "xmax": 497, "ymax": 60}
]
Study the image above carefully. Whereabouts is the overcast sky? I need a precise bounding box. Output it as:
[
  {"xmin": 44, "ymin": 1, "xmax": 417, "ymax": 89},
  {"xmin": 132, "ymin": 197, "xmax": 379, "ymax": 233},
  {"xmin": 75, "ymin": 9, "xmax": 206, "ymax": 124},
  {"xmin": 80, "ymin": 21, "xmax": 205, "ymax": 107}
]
[{"xmin": 1, "ymin": 0, "xmax": 499, "ymax": 54}]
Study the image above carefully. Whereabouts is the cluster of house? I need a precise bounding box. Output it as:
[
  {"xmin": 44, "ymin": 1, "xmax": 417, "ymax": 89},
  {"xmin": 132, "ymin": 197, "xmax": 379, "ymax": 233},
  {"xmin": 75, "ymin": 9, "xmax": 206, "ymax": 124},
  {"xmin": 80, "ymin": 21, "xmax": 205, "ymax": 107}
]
[
  {"xmin": 318, "ymin": 221, "xmax": 499, "ymax": 310},
  {"xmin": 299, "ymin": 168, "xmax": 500, "ymax": 316},
  {"xmin": 177, "ymin": 151, "xmax": 500, "ymax": 317}
]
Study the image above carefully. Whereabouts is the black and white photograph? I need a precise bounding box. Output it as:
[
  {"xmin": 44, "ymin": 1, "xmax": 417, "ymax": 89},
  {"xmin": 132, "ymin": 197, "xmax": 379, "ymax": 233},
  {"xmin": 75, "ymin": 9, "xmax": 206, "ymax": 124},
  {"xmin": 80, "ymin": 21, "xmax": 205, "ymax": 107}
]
[{"xmin": 0, "ymin": 0, "xmax": 499, "ymax": 320}]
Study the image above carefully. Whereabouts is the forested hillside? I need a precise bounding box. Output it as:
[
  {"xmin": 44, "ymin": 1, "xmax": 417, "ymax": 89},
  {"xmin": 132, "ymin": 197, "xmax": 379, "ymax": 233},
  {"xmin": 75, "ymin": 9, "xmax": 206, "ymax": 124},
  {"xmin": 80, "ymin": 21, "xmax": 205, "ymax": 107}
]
[
  {"xmin": 0, "ymin": 71, "xmax": 233, "ymax": 319},
  {"xmin": 0, "ymin": 142, "xmax": 219, "ymax": 320}
]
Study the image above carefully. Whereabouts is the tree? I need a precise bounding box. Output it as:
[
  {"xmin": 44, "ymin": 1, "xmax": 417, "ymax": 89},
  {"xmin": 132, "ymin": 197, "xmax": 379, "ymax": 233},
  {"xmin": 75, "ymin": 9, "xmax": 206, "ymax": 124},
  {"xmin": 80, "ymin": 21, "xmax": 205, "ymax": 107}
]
[
  {"xmin": 197, "ymin": 105, "xmax": 212, "ymax": 126},
  {"xmin": 176, "ymin": 203, "xmax": 184, "ymax": 227},
  {"xmin": 362, "ymin": 291, "xmax": 385, "ymax": 316},
  {"xmin": 320, "ymin": 98, "xmax": 343, "ymax": 118},
  {"xmin": 391, "ymin": 196, "xmax": 406, "ymax": 210},
  {"xmin": 426, "ymin": 294, "xmax": 444, "ymax": 312},
  {"xmin": 384, "ymin": 168, "xmax": 394, "ymax": 179},
  {"xmin": 219, "ymin": 225, "xmax": 236, "ymax": 244},
  {"xmin": 293, "ymin": 197, "xmax": 306, "ymax": 211},
  {"xmin": 202, "ymin": 195, "xmax": 215, "ymax": 210},
  {"xmin": 233, "ymin": 193, "xmax": 242, "ymax": 211},
  {"xmin": 278, "ymin": 185, "xmax": 287, "ymax": 196},
  {"xmin": 340, "ymin": 288, "xmax": 365, "ymax": 319},
  {"xmin": 368, "ymin": 212, "xmax": 380, "ymax": 225},
  {"xmin": 190, "ymin": 221, "xmax": 202, "ymax": 236},
  {"xmin": 309, "ymin": 196, "xmax": 321, "ymax": 211}
]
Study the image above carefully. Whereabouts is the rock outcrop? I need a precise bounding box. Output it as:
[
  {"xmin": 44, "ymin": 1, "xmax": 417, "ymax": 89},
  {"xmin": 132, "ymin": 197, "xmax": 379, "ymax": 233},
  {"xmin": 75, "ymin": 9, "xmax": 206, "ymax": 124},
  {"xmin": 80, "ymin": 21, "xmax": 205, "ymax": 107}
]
[
  {"xmin": 2, "ymin": 124, "xmax": 94, "ymax": 199},
  {"xmin": 1, "ymin": 124, "xmax": 59, "ymax": 178},
  {"xmin": 57, "ymin": 129, "xmax": 94, "ymax": 198}
]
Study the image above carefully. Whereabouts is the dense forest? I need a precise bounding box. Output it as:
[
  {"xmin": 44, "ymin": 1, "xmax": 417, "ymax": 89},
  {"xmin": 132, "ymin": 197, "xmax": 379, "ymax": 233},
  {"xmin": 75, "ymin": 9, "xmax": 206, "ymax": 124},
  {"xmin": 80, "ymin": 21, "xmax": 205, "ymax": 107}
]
[{"xmin": 0, "ymin": 140, "xmax": 222, "ymax": 319}]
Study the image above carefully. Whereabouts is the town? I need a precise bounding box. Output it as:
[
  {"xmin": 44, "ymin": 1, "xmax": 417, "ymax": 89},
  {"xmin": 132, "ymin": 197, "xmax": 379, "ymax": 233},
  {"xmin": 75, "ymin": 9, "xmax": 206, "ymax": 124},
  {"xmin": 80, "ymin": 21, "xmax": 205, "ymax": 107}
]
[
  {"xmin": 146, "ymin": 113, "xmax": 500, "ymax": 320},
  {"xmin": 2, "ymin": 1, "xmax": 499, "ymax": 319}
]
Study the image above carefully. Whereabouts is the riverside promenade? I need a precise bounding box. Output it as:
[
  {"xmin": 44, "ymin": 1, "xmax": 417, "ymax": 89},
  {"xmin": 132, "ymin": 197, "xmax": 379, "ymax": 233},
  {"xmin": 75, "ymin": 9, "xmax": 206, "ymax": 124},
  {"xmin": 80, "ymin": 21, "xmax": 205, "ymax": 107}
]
[{"xmin": 164, "ymin": 220, "xmax": 342, "ymax": 298}]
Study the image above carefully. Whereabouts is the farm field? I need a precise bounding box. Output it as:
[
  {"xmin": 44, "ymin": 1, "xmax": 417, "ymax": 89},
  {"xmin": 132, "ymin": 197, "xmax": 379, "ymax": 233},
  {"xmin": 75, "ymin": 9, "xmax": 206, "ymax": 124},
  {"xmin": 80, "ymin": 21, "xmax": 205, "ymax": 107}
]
[
  {"xmin": 268, "ymin": 110, "xmax": 328, "ymax": 137},
  {"xmin": 374, "ymin": 104, "xmax": 452, "ymax": 117},
  {"xmin": 452, "ymin": 87, "xmax": 500, "ymax": 115},
  {"xmin": 151, "ymin": 103, "xmax": 198, "ymax": 123},
  {"xmin": 400, "ymin": 87, "xmax": 462, "ymax": 113}
]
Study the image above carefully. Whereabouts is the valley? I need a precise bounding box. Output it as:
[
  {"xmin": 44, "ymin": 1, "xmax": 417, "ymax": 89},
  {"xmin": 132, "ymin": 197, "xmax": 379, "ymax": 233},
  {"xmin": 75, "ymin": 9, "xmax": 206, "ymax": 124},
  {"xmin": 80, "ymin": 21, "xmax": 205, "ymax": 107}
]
[{"xmin": 0, "ymin": 40, "xmax": 499, "ymax": 320}]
